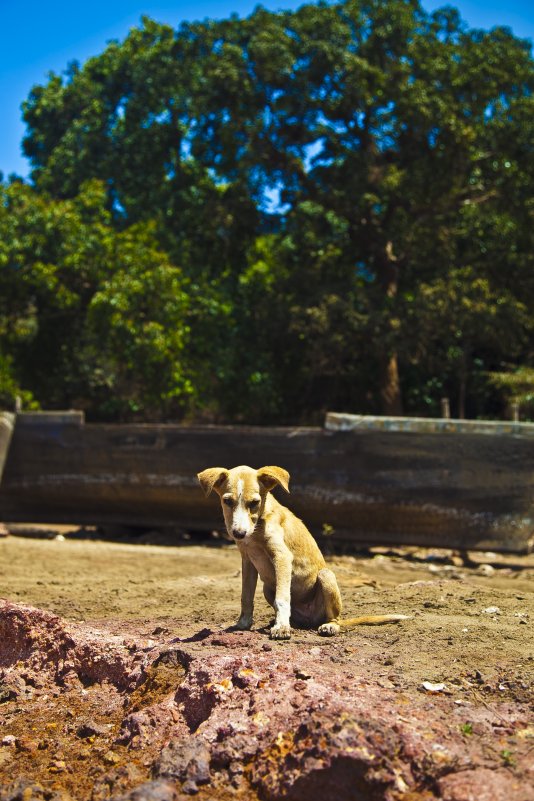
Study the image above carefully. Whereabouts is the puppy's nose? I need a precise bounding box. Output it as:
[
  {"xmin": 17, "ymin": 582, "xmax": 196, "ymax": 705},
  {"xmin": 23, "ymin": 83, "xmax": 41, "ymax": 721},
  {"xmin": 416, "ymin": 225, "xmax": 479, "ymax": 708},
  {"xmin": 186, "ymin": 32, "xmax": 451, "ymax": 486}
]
[{"xmin": 232, "ymin": 529, "xmax": 247, "ymax": 540}]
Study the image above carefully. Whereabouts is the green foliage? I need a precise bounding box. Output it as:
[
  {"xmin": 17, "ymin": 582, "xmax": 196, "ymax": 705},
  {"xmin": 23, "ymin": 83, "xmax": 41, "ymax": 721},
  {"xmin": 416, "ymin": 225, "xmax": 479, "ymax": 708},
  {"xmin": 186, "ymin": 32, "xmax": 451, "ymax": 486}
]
[
  {"xmin": 1, "ymin": 0, "xmax": 532, "ymax": 422},
  {"xmin": 500, "ymin": 749, "xmax": 516, "ymax": 768},
  {"xmin": 0, "ymin": 352, "xmax": 39, "ymax": 410},
  {"xmin": 488, "ymin": 368, "xmax": 534, "ymax": 419},
  {"xmin": 406, "ymin": 267, "xmax": 530, "ymax": 417},
  {"xmin": 460, "ymin": 722, "xmax": 473, "ymax": 736},
  {"xmin": 0, "ymin": 181, "xmax": 193, "ymax": 419},
  {"xmin": 86, "ymin": 223, "xmax": 193, "ymax": 419}
]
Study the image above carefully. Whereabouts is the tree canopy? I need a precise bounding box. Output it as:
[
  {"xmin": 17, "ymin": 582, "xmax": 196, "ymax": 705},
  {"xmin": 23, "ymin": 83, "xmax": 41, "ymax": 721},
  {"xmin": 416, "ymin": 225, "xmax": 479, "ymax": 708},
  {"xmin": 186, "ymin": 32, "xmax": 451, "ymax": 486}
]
[{"xmin": 1, "ymin": 0, "xmax": 533, "ymax": 422}]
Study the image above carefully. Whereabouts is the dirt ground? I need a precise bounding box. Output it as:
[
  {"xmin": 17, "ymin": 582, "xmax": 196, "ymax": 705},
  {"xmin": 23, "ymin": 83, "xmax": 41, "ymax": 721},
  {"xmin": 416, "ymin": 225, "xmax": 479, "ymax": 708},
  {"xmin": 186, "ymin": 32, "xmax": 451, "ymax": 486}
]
[
  {"xmin": 0, "ymin": 527, "xmax": 533, "ymax": 800},
  {"xmin": 1, "ymin": 527, "xmax": 533, "ymax": 682}
]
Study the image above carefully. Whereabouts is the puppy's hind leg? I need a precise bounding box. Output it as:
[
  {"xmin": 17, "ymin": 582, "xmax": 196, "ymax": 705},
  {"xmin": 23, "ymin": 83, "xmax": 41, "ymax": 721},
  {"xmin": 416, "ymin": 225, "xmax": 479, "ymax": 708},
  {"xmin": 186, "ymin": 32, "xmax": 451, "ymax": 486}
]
[{"xmin": 316, "ymin": 568, "xmax": 342, "ymax": 637}]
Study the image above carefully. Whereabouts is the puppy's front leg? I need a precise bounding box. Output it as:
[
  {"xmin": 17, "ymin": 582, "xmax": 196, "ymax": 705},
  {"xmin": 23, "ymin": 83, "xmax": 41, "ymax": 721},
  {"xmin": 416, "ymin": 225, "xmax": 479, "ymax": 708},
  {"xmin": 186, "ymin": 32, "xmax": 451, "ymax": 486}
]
[
  {"xmin": 234, "ymin": 555, "xmax": 258, "ymax": 630},
  {"xmin": 270, "ymin": 546, "xmax": 293, "ymax": 640}
]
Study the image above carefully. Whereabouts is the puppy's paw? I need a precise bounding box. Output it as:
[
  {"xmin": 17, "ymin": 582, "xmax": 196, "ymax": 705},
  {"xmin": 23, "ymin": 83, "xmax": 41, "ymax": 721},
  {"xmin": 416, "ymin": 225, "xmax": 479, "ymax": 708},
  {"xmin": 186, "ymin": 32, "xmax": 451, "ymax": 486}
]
[
  {"xmin": 270, "ymin": 623, "xmax": 291, "ymax": 640},
  {"xmin": 233, "ymin": 616, "xmax": 253, "ymax": 631},
  {"xmin": 318, "ymin": 622, "xmax": 340, "ymax": 637}
]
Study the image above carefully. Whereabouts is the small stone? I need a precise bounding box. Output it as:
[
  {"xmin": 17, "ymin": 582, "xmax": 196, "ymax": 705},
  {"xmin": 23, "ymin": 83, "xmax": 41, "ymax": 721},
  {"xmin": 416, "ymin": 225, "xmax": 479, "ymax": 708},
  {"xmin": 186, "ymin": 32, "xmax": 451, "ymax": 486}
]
[
  {"xmin": 0, "ymin": 683, "xmax": 18, "ymax": 703},
  {"xmin": 482, "ymin": 606, "xmax": 501, "ymax": 615},
  {"xmin": 16, "ymin": 737, "xmax": 39, "ymax": 754},
  {"xmin": 76, "ymin": 720, "xmax": 109, "ymax": 739},
  {"xmin": 295, "ymin": 669, "xmax": 312, "ymax": 680},
  {"xmin": 422, "ymin": 681, "xmax": 447, "ymax": 693},
  {"xmin": 377, "ymin": 678, "xmax": 396, "ymax": 689},
  {"xmin": 48, "ymin": 759, "xmax": 67, "ymax": 773},
  {"xmin": 103, "ymin": 750, "xmax": 121, "ymax": 765},
  {"xmin": 152, "ymin": 626, "xmax": 168, "ymax": 635},
  {"xmin": 0, "ymin": 779, "xmax": 48, "ymax": 800},
  {"xmin": 155, "ymin": 739, "xmax": 210, "ymax": 786},
  {"xmin": 116, "ymin": 779, "xmax": 180, "ymax": 801}
]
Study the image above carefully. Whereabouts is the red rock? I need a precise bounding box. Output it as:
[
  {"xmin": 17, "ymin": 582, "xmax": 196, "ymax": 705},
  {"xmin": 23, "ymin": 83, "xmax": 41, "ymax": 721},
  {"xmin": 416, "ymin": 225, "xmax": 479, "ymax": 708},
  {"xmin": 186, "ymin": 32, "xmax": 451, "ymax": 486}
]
[
  {"xmin": 113, "ymin": 780, "xmax": 181, "ymax": 801},
  {"xmin": 0, "ymin": 603, "xmax": 533, "ymax": 801},
  {"xmin": 438, "ymin": 767, "xmax": 534, "ymax": 801}
]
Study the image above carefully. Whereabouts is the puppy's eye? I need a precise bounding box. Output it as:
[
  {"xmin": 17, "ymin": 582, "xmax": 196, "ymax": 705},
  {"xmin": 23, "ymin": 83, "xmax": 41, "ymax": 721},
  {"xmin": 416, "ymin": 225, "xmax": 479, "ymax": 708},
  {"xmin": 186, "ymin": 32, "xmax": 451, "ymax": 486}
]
[
  {"xmin": 248, "ymin": 499, "xmax": 260, "ymax": 511},
  {"xmin": 223, "ymin": 497, "xmax": 235, "ymax": 507}
]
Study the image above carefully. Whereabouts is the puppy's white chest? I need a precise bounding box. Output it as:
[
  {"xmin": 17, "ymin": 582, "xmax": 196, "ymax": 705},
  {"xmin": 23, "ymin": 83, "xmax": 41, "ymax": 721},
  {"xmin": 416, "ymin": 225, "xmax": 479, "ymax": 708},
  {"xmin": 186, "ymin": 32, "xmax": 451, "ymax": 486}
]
[{"xmin": 239, "ymin": 541, "xmax": 276, "ymax": 586}]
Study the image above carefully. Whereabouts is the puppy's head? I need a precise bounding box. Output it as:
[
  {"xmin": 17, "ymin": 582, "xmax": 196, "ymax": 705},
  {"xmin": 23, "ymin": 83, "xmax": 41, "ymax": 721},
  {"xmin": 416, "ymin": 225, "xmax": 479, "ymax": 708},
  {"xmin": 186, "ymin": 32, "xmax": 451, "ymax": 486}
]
[{"xmin": 197, "ymin": 465, "xmax": 289, "ymax": 542}]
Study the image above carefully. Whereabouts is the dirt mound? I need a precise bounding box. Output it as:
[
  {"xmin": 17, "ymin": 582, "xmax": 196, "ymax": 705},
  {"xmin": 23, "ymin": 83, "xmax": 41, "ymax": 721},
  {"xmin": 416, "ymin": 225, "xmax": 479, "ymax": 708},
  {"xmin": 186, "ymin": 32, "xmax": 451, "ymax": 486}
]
[
  {"xmin": 0, "ymin": 601, "xmax": 532, "ymax": 800},
  {"xmin": 0, "ymin": 602, "xmax": 143, "ymax": 690},
  {"xmin": 0, "ymin": 536, "xmax": 533, "ymax": 799}
]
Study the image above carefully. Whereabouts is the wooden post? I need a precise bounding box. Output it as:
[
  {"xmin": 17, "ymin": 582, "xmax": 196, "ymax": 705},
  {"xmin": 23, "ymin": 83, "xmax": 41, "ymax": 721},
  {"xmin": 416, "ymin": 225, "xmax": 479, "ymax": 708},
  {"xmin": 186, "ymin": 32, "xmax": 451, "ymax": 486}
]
[
  {"xmin": 0, "ymin": 412, "xmax": 15, "ymax": 483},
  {"xmin": 440, "ymin": 397, "xmax": 450, "ymax": 419},
  {"xmin": 510, "ymin": 403, "xmax": 519, "ymax": 422}
]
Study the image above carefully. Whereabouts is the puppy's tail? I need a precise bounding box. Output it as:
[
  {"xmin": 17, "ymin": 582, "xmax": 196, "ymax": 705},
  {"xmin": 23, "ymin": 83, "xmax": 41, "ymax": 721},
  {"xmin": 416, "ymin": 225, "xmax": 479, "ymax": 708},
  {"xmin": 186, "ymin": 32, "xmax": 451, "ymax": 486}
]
[{"xmin": 339, "ymin": 614, "xmax": 410, "ymax": 629}]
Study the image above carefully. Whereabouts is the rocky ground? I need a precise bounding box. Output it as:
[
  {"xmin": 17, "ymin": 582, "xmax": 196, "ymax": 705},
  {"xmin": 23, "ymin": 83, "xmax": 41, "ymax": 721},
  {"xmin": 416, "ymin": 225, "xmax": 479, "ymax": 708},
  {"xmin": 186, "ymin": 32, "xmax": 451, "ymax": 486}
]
[{"xmin": 0, "ymin": 528, "xmax": 533, "ymax": 801}]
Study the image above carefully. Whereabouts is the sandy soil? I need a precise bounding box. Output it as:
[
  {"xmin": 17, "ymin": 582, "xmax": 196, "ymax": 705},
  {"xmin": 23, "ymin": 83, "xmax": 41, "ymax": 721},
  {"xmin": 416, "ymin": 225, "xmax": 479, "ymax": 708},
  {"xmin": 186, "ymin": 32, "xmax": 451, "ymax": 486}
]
[
  {"xmin": 0, "ymin": 529, "xmax": 533, "ymax": 800},
  {"xmin": 1, "ymin": 529, "xmax": 533, "ymax": 686}
]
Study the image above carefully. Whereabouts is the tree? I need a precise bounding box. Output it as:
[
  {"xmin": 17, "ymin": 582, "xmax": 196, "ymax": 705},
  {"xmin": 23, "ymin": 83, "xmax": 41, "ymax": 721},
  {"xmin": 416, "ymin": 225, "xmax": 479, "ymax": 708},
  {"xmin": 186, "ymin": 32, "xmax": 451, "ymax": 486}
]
[
  {"xmin": 263, "ymin": 2, "xmax": 534, "ymax": 413},
  {"xmin": 0, "ymin": 180, "xmax": 193, "ymax": 419},
  {"xmin": 489, "ymin": 368, "xmax": 534, "ymax": 420},
  {"xmin": 13, "ymin": 0, "xmax": 534, "ymax": 422},
  {"xmin": 0, "ymin": 179, "xmax": 114, "ymax": 408},
  {"xmin": 85, "ymin": 222, "xmax": 193, "ymax": 420},
  {"xmin": 407, "ymin": 267, "xmax": 529, "ymax": 418}
]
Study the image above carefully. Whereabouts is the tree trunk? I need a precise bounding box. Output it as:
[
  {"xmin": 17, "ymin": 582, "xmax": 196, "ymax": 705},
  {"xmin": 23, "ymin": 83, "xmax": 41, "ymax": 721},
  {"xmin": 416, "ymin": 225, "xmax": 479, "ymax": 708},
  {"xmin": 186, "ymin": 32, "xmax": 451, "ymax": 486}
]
[
  {"xmin": 378, "ymin": 242, "xmax": 403, "ymax": 416},
  {"xmin": 380, "ymin": 352, "xmax": 403, "ymax": 416},
  {"xmin": 458, "ymin": 350, "xmax": 468, "ymax": 420},
  {"xmin": 458, "ymin": 372, "xmax": 467, "ymax": 420}
]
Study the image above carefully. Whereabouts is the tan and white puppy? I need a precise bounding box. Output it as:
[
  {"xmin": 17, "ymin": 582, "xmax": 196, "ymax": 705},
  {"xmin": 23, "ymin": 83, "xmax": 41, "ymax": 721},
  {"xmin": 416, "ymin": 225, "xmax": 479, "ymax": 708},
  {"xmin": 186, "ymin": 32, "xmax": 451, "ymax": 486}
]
[{"xmin": 198, "ymin": 464, "xmax": 407, "ymax": 639}]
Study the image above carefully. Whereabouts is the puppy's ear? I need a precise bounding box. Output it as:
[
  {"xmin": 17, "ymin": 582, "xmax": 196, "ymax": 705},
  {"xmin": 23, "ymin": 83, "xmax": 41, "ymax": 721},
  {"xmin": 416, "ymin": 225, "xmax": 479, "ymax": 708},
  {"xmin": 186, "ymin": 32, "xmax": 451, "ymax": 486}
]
[
  {"xmin": 257, "ymin": 466, "xmax": 290, "ymax": 493},
  {"xmin": 197, "ymin": 467, "xmax": 229, "ymax": 496}
]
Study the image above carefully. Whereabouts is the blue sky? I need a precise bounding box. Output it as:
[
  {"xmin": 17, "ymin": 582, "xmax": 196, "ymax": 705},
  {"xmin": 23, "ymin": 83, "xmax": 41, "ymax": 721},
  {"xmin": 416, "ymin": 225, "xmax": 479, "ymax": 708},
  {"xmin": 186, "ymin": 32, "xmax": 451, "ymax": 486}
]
[{"xmin": 1, "ymin": 0, "xmax": 533, "ymax": 180}]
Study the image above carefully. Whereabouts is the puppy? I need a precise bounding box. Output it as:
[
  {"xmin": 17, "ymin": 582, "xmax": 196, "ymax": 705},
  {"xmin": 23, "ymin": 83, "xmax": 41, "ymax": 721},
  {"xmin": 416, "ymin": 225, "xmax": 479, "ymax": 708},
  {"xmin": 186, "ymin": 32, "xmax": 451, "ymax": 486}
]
[{"xmin": 198, "ymin": 464, "xmax": 407, "ymax": 639}]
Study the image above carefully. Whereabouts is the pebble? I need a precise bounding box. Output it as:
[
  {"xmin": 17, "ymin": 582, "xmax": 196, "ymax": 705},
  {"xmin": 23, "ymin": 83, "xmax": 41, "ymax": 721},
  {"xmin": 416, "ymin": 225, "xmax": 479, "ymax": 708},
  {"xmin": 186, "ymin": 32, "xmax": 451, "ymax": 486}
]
[
  {"xmin": 295, "ymin": 669, "xmax": 312, "ymax": 680},
  {"xmin": 76, "ymin": 720, "xmax": 109, "ymax": 739},
  {"xmin": 16, "ymin": 738, "xmax": 39, "ymax": 753},
  {"xmin": 103, "ymin": 750, "xmax": 121, "ymax": 765},
  {"xmin": 48, "ymin": 759, "xmax": 67, "ymax": 773},
  {"xmin": 422, "ymin": 681, "xmax": 447, "ymax": 693},
  {"xmin": 482, "ymin": 606, "xmax": 501, "ymax": 615}
]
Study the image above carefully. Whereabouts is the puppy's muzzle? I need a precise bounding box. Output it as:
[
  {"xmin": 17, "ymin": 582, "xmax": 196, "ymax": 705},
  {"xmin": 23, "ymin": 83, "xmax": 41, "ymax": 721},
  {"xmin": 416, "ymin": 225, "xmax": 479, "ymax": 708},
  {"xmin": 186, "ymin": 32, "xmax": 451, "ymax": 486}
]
[{"xmin": 232, "ymin": 529, "xmax": 247, "ymax": 540}]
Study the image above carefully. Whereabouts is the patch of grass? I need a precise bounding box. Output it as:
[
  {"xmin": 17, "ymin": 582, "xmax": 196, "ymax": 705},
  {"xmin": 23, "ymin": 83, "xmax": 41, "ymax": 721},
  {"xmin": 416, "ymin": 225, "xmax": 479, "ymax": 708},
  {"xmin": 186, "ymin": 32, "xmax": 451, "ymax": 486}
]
[
  {"xmin": 501, "ymin": 749, "xmax": 516, "ymax": 767},
  {"xmin": 460, "ymin": 722, "xmax": 473, "ymax": 736}
]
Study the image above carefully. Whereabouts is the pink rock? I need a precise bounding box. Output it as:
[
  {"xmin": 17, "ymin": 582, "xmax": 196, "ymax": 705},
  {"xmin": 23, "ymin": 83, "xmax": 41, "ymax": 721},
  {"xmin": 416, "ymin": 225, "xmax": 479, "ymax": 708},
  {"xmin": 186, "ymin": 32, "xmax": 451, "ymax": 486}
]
[
  {"xmin": 1, "ymin": 603, "xmax": 532, "ymax": 801},
  {"xmin": 438, "ymin": 767, "xmax": 534, "ymax": 801}
]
